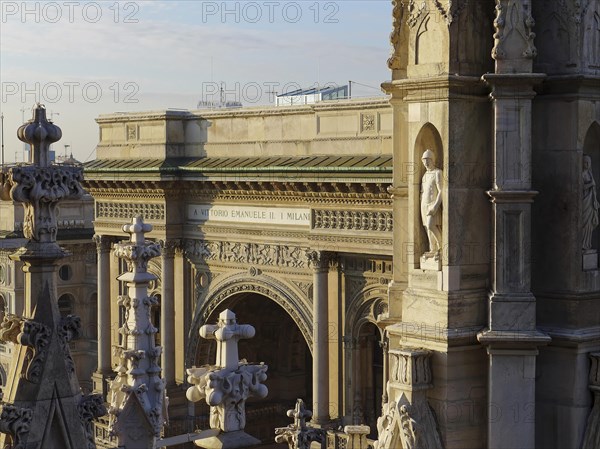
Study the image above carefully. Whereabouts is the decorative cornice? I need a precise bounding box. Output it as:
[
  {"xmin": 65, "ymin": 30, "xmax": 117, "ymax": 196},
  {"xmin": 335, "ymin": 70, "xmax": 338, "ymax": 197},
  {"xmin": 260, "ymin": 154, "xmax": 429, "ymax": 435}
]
[{"xmin": 486, "ymin": 189, "xmax": 539, "ymax": 203}]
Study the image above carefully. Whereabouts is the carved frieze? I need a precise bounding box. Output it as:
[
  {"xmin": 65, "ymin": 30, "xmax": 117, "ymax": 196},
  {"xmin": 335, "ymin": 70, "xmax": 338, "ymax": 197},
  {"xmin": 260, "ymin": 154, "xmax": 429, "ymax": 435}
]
[
  {"xmin": 184, "ymin": 240, "xmax": 310, "ymax": 269},
  {"xmin": 96, "ymin": 202, "xmax": 165, "ymax": 221},
  {"xmin": 313, "ymin": 209, "xmax": 393, "ymax": 232}
]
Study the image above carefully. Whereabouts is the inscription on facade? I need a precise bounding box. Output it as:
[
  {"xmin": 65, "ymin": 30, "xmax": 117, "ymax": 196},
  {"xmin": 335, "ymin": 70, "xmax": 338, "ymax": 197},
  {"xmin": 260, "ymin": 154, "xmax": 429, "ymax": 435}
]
[{"xmin": 187, "ymin": 205, "xmax": 311, "ymax": 227}]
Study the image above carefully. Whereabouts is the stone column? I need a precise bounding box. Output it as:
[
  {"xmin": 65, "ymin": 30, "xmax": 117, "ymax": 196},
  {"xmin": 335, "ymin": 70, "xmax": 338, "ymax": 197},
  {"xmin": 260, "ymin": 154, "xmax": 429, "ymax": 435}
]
[
  {"xmin": 478, "ymin": 2, "xmax": 550, "ymax": 448},
  {"xmin": 159, "ymin": 239, "xmax": 177, "ymax": 386},
  {"xmin": 380, "ymin": 338, "xmax": 389, "ymax": 405},
  {"xmin": 307, "ymin": 250, "xmax": 332, "ymax": 424},
  {"xmin": 93, "ymin": 234, "xmax": 112, "ymax": 395}
]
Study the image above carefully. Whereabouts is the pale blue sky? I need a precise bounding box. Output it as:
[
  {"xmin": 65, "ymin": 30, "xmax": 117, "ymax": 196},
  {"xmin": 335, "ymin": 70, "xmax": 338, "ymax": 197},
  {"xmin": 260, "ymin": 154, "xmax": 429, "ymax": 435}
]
[{"xmin": 1, "ymin": 1, "xmax": 392, "ymax": 162}]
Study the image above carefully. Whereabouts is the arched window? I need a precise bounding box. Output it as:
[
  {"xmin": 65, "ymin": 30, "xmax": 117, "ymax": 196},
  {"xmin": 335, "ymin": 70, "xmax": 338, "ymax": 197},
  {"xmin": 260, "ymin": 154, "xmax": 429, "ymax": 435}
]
[
  {"xmin": 59, "ymin": 265, "xmax": 73, "ymax": 281},
  {"xmin": 152, "ymin": 294, "xmax": 161, "ymax": 348},
  {"xmin": 57, "ymin": 294, "xmax": 74, "ymax": 317}
]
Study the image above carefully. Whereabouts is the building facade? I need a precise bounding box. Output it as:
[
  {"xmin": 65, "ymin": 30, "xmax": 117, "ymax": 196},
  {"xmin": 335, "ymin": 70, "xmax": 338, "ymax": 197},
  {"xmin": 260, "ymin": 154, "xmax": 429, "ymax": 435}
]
[
  {"xmin": 83, "ymin": 1, "xmax": 600, "ymax": 448},
  {"xmin": 83, "ymin": 98, "xmax": 395, "ymax": 437}
]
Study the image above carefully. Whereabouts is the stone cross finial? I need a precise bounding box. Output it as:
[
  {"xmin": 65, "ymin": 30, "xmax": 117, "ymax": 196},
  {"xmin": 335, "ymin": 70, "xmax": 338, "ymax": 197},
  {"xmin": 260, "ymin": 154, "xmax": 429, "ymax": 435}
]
[
  {"xmin": 274, "ymin": 399, "xmax": 325, "ymax": 449},
  {"xmin": 288, "ymin": 398, "xmax": 313, "ymax": 429},
  {"xmin": 17, "ymin": 104, "xmax": 62, "ymax": 168},
  {"xmin": 122, "ymin": 215, "xmax": 153, "ymax": 244},
  {"xmin": 200, "ymin": 309, "xmax": 255, "ymax": 370}
]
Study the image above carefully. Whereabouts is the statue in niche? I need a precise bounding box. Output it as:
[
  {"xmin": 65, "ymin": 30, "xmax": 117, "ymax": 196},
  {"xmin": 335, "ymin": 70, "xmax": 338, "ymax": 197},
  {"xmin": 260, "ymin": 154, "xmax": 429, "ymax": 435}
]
[
  {"xmin": 420, "ymin": 149, "xmax": 443, "ymax": 268},
  {"xmin": 582, "ymin": 154, "xmax": 599, "ymax": 252}
]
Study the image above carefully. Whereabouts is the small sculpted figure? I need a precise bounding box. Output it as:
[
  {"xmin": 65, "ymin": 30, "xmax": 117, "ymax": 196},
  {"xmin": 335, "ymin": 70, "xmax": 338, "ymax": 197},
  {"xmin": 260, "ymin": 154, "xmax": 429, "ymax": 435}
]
[
  {"xmin": 420, "ymin": 149, "xmax": 443, "ymax": 258},
  {"xmin": 582, "ymin": 154, "xmax": 599, "ymax": 251}
]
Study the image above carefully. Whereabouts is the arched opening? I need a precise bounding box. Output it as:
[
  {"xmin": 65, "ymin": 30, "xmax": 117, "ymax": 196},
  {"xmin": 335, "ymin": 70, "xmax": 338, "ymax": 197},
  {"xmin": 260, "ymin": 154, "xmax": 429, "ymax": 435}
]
[
  {"xmin": 0, "ymin": 294, "xmax": 6, "ymax": 322},
  {"xmin": 353, "ymin": 321, "xmax": 383, "ymax": 438},
  {"xmin": 57, "ymin": 293, "xmax": 74, "ymax": 317},
  {"xmin": 194, "ymin": 292, "xmax": 312, "ymax": 443},
  {"xmin": 152, "ymin": 294, "xmax": 161, "ymax": 348}
]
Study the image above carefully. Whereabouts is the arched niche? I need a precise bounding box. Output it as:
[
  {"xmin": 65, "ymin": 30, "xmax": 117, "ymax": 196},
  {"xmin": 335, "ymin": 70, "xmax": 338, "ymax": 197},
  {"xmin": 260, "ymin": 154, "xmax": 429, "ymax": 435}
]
[
  {"xmin": 582, "ymin": 121, "xmax": 600, "ymax": 261},
  {"xmin": 413, "ymin": 123, "xmax": 444, "ymax": 268}
]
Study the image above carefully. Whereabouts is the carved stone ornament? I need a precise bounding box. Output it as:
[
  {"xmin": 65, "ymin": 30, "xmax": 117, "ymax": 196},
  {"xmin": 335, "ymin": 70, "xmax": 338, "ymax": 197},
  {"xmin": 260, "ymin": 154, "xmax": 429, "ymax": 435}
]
[
  {"xmin": 108, "ymin": 217, "xmax": 168, "ymax": 447},
  {"xmin": 274, "ymin": 399, "xmax": 325, "ymax": 449},
  {"xmin": 491, "ymin": 0, "xmax": 537, "ymax": 61},
  {"xmin": 388, "ymin": 0, "xmax": 406, "ymax": 69},
  {"xmin": 0, "ymin": 104, "xmax": 83, "ymax": 243},
  {"xmin": 78, "ymin": 394, "xmax": 108, "ymax": 449},
  {"xmin": 58, "ymin": 314, "xmax": 82, "ymax": 375},
  {"xmin": 0, "ymin": 404, "xmax": 33, "ymax": 449},
  {"xmin": 0, "ymin": 314, "xmax": 51, "ymax": 383},
  {"xmin": 186, "ymin": 310, "xmax": 268, "ymax": 435}
]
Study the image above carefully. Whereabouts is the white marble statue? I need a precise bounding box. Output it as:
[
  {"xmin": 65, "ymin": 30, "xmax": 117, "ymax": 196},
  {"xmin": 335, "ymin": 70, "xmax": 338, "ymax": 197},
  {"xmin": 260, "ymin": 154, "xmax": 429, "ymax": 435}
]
[
  {"xmin": 582, "ymin": 154, "xmax": 599, "ymax": 252},
  {"xmin": 420, "ymin": 149, "xmax": 443, "ymax": 260}
]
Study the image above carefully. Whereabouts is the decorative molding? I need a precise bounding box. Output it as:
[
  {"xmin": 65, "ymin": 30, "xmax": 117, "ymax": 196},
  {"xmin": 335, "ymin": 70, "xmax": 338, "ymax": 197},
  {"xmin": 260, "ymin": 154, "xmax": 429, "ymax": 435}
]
[
  {"xmin": 313, "ymin": 209, "xmax": 393, "ymax": 232},
  {"xmin": 96, "ymin": 202, "xmax": 165, "ymax": 221},
  {"xmin": 389, "ymin": 349, "xmax": 433, "ymax": 388},
  {"xmin": 362, "ymin": 113, "xmax": 376, "ymax": 131}
]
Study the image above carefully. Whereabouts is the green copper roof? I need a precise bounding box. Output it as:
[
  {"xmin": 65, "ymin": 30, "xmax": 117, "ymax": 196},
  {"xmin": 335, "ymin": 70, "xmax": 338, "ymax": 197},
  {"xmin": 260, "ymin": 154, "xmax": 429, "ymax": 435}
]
[
  {"xmin": 84, "ymin": 155, "xmax": 392, "ymax": 174},
  {"xmin": 84, "ymin": 155, "xmax": 392, "ymax": 175}
]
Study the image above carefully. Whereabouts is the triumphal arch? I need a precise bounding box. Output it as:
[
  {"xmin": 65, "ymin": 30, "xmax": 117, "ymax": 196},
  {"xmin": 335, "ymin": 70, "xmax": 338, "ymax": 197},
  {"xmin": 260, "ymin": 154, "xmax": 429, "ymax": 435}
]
[{"xmin": 83, "ymin": 98, "xmax": 395, "ymax": 436}]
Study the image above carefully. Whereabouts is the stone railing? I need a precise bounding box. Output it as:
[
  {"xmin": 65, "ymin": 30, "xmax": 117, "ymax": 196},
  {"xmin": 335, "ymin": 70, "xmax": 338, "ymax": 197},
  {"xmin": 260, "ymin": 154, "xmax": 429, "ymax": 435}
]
[{"xmin": 326, "ymin": 426, "xmax": 374, "ymax": 449}]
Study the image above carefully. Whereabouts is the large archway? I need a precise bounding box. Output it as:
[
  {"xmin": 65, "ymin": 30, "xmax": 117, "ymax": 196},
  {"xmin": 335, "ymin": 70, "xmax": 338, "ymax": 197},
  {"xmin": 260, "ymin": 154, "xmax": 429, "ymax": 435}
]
[{"xmin": 193, "ymin": 292, "xmax": 312, "ymax": 442}]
